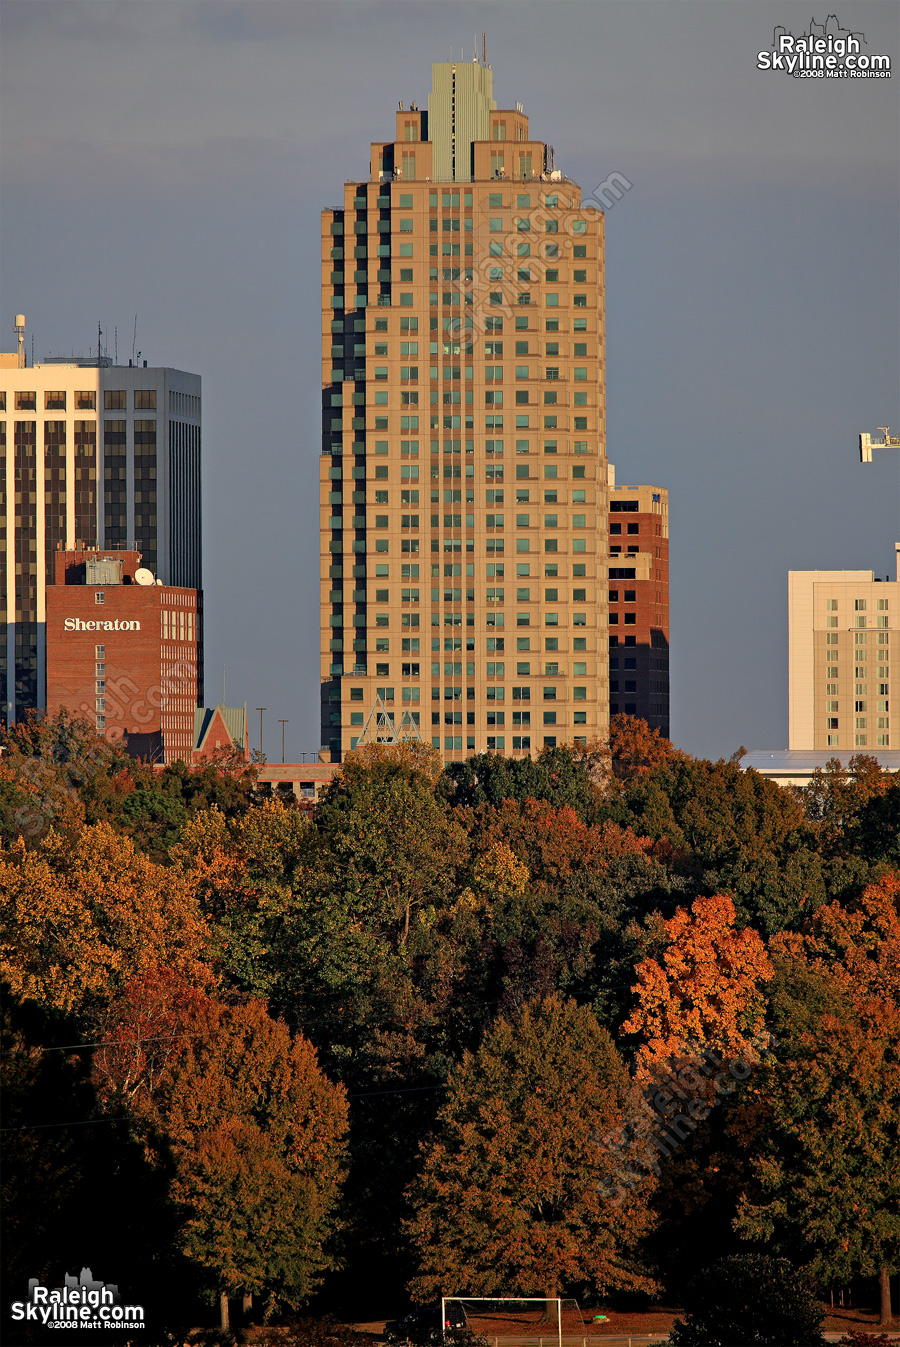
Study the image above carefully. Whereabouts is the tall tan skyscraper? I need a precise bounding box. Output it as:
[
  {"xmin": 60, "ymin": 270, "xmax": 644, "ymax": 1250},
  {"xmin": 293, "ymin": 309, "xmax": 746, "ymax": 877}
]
[{"xmin": 320, "ymin": 59, "xmax": 607, "ymax": 762}]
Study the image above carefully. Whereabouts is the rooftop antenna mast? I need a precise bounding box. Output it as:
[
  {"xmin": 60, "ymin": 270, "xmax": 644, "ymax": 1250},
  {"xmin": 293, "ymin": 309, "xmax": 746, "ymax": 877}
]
[
  {"xmin": 132, "ymin": 315, "xmax": 138, "ymax": 365},
  {"xmin": 483, "ymin": 33, "xmax": 487, "ymax": 65},
  {"xmin": 98, "ymin": 322, "xmax": 102, "ymax": 363}
]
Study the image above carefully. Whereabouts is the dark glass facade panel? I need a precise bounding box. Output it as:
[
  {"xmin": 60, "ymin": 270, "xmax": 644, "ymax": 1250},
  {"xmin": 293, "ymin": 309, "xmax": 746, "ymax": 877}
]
[
  {"xmin": 103, "ymin": 419, "xmax": 127, "ymax": 548},
  {"xmin": 74, "ymin": 420, "xmax": 98, "ymax": 547},
  {"xmin": 133, "ymin": 418, "xmax": 157, "ymax": 569},
  {"xmin": 0, "ymin": 419, "xmax": 6, "ymax": 716},
  {"xmin": 168, "ymin": 419, "xmax": 201, "ymax": 589},
  {"xmin": 44, "ymin": 420, "xmax": 66, "ymax": 582},
  {"xmin": 14, "ymin": 421, "xmax": 38, "ymax": 712}
]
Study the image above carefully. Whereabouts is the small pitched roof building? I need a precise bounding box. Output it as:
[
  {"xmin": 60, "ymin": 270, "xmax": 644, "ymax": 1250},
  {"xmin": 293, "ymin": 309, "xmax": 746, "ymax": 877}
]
[{"xmin": 193, "ymin": 704, "xmax": 250, "ymax": 762}]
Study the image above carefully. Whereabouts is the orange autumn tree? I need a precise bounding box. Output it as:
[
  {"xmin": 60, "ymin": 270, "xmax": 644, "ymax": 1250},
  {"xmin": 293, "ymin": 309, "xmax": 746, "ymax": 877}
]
[
  {"xmin": 336, "ymin": 738, "xmax": 446, "ymax": 790},
  {"xmin": 406, "ymin": 996, "xmax": 656, "ymax": 1301},
  {"xmin": 468, "ymin": 797, "xmax": 654, "ymax": 896},
  {"xmin": 607, "ymin": 713, "xmax": 687, "ymax": 785},
  {"xmin": 771, "ymin": 869, "xmax": 900, "ymax": 1002},
  {"xmin": 95, "ymin": 975, "xmax": 348, "ymax": 1325},
  {"xmin": 0, "ymin": 820, "xmax": 208, "ymax": 1014},
  {"xmin": 622, "ymin": 893, "xmax": 774, "ymax": 1087}
]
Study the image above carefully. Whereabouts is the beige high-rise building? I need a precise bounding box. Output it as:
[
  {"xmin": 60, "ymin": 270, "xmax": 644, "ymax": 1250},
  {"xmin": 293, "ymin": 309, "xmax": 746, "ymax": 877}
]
[
  {"xmin": 788, "ymin": 555, "xmax": 900, "ymax": 750},
  {"xmin": 320, "ymin": 59, "xmax": 607, "ymax": 762}
]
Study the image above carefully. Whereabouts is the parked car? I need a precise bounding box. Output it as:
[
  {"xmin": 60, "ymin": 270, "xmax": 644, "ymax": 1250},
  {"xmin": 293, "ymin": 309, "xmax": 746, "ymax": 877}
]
[{"xmin": 385, "ymin": 1302, "xmax": 468, "ymax": 1342}]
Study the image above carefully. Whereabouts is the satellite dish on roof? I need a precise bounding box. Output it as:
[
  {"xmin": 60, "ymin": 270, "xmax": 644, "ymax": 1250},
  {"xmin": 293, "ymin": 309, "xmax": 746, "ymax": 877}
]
[{"xmin": 135, "ymin": 568, "xmax": 155, "ymax": 586}]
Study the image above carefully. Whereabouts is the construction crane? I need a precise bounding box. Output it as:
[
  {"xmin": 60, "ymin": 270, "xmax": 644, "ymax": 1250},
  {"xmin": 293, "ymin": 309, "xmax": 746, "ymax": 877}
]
[
  {"xmin": 859, "ymin": 426, "xmax": 900, "ymax": 462},
  {"xmin": 859, "ymin": 426, "xmax": 900, "ymax": 580}
]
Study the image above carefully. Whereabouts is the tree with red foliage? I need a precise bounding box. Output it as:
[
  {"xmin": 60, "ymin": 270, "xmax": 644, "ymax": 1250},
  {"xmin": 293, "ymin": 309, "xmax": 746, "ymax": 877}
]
[{"xmin": 607, "ymin": 714, "xmax": 685, "ymax": 785}]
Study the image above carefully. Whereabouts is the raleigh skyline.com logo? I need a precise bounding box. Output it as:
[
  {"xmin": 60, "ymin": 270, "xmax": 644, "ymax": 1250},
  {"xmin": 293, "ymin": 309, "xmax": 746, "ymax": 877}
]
[
  {"xmin": 758, "ymin": 14, "xmax": 892, "ymax": 77},
  {"xmin": 10, "ymin": 1266, "xmax": 145, "ymax": 1330}
]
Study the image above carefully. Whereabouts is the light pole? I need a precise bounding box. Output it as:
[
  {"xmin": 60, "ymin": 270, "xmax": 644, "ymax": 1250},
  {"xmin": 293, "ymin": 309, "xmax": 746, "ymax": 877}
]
[
  {"xmin": 278, "ymin": 719, "xmax": 288, "ymax": 763},
  {"xmin": 255, "ymin": 707, "xmax": 266, "ymax": 760}
]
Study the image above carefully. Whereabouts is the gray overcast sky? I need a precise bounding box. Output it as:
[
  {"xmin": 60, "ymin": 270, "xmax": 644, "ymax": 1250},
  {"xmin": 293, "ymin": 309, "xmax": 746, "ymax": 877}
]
[{"xmin": 2, "ymin": 0, "xmax": 898, "ymax": 760}]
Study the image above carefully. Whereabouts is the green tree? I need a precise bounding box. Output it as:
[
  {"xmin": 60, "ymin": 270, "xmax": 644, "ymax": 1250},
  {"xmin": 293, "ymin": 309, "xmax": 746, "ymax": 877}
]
[
  {"xmin": 441, "ymin": 745, "xmax": 599, "ymax": 817},
  {"xmin": 603, "ymin": 756, "xmax": 825, "ymax": 937},
  {"xmin": 457, "ymin": 798, "xmax": 685, "ymax": 1028},
  {"xmin": 802, "ymin": 754, "xmax": 888, "ymax": 844},
  {"xmin": 668, "ymin": 1253, "xmax": 825, "ymax": 1345},
  {"xmin": 844, "ymin": 774, "xmax": 900, "ymax": 867},
  {"xmin": 117, "ymin": 787, "xmax": 191, "ymax": 861},
  {"xmin": 736, "ymin": 876, "xmax": 900, "ymax": 1325},
  {"xmin": 406, "ymin": 996, "xmax": 655, "ymax": 1300},
  {"xmin": 0, "ymin": 709, "xmax": 136, "ymax": 844},
  {"xmin": 152, "ymin": 753, "xmax": 259, "ymax": 821},
  {"xmin": 174, "ymin": 800, "xmax": 314, "ymax": 1000},
  {"xmin": 314, "ymin": 763, "xmax": 468, "ymax": 951}
]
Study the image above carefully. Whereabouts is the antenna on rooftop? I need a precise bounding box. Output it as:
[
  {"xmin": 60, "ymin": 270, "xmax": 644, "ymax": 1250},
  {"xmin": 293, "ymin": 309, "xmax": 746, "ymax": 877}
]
[
  {"xmin": 483, "ymin": 33, "xmax": 487, "ymax": 65},
  {"xmin": 132, "ymin": 315, "xmax": 138, "ymax": 365},
  {"xmin": 15, "ymin": 315, "xmax": 25, "ymax": 369}
]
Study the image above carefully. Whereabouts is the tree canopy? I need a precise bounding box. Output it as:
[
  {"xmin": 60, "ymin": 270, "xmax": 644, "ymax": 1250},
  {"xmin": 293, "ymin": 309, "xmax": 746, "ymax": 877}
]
[
  {"xmin": 96, "ymin": 978, "xmax": 348, "ymax": 1314},
  {"xmin": 406, "ymin": 996, "xmax": 656, "ymax": 1300},
  {"xmin": 3, "ymin": 720, "xmax": 899, "ymax": 1326}
]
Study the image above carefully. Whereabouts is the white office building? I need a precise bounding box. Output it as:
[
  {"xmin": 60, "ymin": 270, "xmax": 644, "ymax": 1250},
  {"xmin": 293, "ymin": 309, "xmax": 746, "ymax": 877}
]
[{"xmin": 1, "ymin": 317, "xmax": 202, "ymax": 720}]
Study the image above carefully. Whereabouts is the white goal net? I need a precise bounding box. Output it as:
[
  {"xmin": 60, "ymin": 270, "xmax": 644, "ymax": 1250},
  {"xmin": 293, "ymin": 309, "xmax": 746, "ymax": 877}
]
[{"xmin": 441, "ymin": 1297, "xmax": 579, "ymax": 1347}]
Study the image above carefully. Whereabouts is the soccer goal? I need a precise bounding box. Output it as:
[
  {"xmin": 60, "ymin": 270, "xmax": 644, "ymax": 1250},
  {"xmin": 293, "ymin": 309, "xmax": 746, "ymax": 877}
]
[{"xmin": 441, "ymin": 1297, "xmax": 565, "ymax": 1347}]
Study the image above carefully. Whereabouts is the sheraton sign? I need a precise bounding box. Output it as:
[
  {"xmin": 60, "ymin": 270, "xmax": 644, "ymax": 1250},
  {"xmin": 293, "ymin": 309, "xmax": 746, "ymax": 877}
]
[{"xmin": 64, "ymin": 618, "xmax": 142, "ymax": 632}]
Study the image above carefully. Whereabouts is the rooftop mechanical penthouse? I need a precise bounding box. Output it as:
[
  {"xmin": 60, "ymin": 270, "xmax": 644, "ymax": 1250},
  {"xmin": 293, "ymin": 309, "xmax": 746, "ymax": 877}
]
[{"xmin": 320, "ymin": 57, "xmax": 608, "ymax": 762}]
